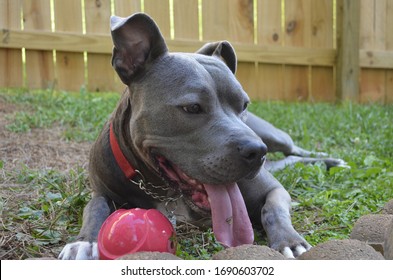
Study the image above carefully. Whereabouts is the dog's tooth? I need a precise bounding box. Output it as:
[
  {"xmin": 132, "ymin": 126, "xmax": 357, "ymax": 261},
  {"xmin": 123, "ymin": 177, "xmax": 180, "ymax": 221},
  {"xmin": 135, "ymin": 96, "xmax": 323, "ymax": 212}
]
[
  {"xmin": 182, "ymin": 171, "xmax": 191, "ymax": 180},
  {"xmin": 188, "ymin": 178, "xmax": 198, "ymax": 185}
]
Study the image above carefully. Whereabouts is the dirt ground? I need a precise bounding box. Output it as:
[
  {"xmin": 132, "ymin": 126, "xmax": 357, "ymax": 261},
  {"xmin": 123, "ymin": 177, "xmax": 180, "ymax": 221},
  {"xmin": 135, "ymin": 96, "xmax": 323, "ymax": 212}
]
[
  {"xmin": 0, "ymin": 102, "xmax": 90, "ymax": 172},
  {"xmin": 0, "ymin": 100, "xmax": 91, "ymax": 259}
]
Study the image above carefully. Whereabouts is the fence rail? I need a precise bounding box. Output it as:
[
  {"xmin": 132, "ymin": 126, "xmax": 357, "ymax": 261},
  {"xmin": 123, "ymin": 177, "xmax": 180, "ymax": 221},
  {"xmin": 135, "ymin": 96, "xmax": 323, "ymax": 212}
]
[{"xmin": 1, "ymin": 0, "xmax": 393, "ymax": 103}]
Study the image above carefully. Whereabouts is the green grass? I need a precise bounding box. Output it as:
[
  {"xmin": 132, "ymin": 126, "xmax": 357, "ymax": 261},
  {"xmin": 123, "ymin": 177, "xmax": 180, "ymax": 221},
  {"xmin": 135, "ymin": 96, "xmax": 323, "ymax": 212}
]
[
  {"xmin": 1, "ymin": 88, "xmax": 392, "ymax": 259},
  {"xmin": 2, "ymin": 87, "xmax": 119, "ymax": 141},
  {"xmin": 250, "ymin": 101, "xmax": 393, "ymax": 244},
  {"xmin": 1, "ymin": 165, "xmax": 90, "ymax": 259}
]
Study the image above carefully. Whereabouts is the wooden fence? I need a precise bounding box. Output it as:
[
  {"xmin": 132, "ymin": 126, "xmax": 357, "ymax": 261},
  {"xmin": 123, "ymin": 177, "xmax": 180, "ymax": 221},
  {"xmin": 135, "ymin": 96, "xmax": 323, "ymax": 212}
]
[{"xmin": 1, "ymin": 0, "xmax": 393, "ymax": 103}]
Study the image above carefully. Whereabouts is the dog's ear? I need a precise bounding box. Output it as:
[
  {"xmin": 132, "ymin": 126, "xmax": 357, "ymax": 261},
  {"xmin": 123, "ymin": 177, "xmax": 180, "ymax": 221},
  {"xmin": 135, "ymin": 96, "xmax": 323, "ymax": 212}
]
[
  {"xmin": 110, "ymin": 13, "xmax": 168, "ymax": 85},
  {"xmin": 196, "ymin": 41, "xmax": 237, "ymax": 74}
]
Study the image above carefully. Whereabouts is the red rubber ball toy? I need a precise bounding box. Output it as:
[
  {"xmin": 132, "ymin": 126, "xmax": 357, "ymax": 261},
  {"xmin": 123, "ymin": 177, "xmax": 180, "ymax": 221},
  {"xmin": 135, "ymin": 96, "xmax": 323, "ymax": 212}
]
[{"xmin": 97, "ymin": 208, "xmax": 176, "ymax": 260}]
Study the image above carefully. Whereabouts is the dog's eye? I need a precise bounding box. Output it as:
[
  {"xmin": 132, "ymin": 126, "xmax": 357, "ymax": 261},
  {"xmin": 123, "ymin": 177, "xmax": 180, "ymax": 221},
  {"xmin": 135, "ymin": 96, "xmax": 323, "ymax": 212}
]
[
  {"xmin": 243, "ymin": 101, "xmax": 249, "ymax": 111},
  {"xmin": 183, "ymin": 104, "xmax": 202, "ymax": 114}
]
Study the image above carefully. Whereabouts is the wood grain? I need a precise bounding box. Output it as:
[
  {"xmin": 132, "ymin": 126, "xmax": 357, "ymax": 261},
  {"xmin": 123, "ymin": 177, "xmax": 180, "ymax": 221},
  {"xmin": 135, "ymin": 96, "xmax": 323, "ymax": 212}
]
[
  {"xmin": 0, "ymin": 0, "xmax": 23, "ymax": 88},
  {"xmin": 284, "ymin": 0, "xmax": 311, "ymax": 101},
  {"xmin": 310, "ymin": 0, "xmax": 334, "ymax": 102},
  {"xmin": 54, "ymin": 0, "xmax": 84, "ymax": 91},
  {"xmin": 336, "ymin": 0, "xmax": 360, "ymax": 102},
  {"xmin": 257, "ymin": 0, "xmax": 284, "ymax": 100},
  {"xmin": 23, "ymin": 0, "xmax": 54, "ymax": 89},
  {"xmin": 359, "ymin": 0, "xmax": 386, "ymax": 102},
  {"xmin": 85, "ymin": 0, "xmax": 114, "ymax": 92}
]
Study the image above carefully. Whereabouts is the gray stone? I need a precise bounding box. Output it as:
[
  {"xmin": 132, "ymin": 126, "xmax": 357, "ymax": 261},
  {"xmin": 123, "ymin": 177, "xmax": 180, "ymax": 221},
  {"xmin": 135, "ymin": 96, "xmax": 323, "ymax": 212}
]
[
  {"xmin": 297, "ymin": 239, "xmax": 384, "ymax": 260},
  {"xmin": 350, "ymin": 214, "xmax": 393, "ymax": 254},
  {"xmin": 212, "ymin": 244, "xmax": 287, "ymax": 260},
  {"xmin": 384, "ymin": 218, "xmax": 393, "ymax": 259},
  {"xmin": 382, "ymin": 199, "xmax": 393, "ymax": 215}
]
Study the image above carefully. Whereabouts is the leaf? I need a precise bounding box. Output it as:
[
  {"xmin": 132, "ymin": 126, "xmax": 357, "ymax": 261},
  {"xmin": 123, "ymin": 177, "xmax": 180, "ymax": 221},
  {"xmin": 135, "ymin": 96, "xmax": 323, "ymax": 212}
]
[
  {"xmin": 363, "ymin": 155, "xmax": 379, "ymax": 167},
  {"xmin": 18, "ymin": 207, "xmax": 44, "ymax": 219},
  {"xmin": 365, "ymin": 167, "xmax": 383, "ymax": 177},
  {"xmin": 46, "ymin": 191, "xmax": 62, "ymax": 201}
]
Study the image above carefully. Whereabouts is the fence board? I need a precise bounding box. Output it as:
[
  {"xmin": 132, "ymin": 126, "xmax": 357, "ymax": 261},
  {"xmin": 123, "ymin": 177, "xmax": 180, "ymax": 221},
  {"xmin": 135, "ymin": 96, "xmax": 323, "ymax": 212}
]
[
  {"xmin": 359, "ymin": 0, "xmax": 386, "ymax": 102},
  {"xmin": 257, "ymin": 0, "xmax": 282, "ymax": 46},
  {"xmin": 360, "ymin": 69, "xmax": 386, "ymax": 103},
  {"xmin": 23, "ymin": 0, "xmax": 54, "ymax": 89},
  {"xmin": 257, "ymin": 0, "xmax": 284, "ymax": 101},
  {"xmin": 202, "ymin": 0, "xmax": 230, "ymax": 40},
  {"xmin": 114, "ymin": 0, "xmax": 141, "ymax": 17},
  {"xmin": 284, "ymin": 0, "xmax": 311, "ymax": 101},
  {"xmin": 387, "ymin": 0, "xmax": 393, "ymax": 103},
  {"xmin": 230, "ymin": 0, "xmax": 257, "ymax": 99},
  {"xmin": 0, "ymin": 0, "xmax": 23, "ymax": 88},
  {"xmin": 388, "ymin": 0, "xmax": 393, "ymax": 51},
  {"xmin": 173, "ymin": 0, "xmax": 199, "ymax": 40},
  {"xmin": 310, "ymin": 0, "xmax": 334, "ymax": 102},
  {"xmin": 54, "ymin": 0, "xmax": 84, "ymax": 91},
  {"xmin": 336, "ymin": 0, "xmax": 360, "ymax": 102},
  {"xmin": 202, "ymin": 0, "xmax": 254, "ymax": 43},
  {"xmin": 144, "ymin": 0, "xmax": 170, "ymax": 38},
  {"xmin": 85, "ymin": 0, "xmax": 114, "ymax": 92},
  {"xmin": 387, "ymin": 71, "xmax": 393, "ymax": 103}
]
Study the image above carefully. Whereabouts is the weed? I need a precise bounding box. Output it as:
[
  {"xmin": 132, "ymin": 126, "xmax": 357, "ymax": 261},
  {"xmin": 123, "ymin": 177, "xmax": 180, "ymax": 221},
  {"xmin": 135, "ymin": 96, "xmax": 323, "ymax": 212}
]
[{"xmin": 1, "ymin": 165, "xmax": 90, "ymax": 258}]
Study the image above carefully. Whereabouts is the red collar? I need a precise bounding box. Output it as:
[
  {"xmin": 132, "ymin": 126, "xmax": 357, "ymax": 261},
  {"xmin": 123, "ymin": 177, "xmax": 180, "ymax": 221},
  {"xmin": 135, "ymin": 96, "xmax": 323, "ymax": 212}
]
[{"xmin": 109, "ymin": 122, "xmax": 136, "ymax": 179}]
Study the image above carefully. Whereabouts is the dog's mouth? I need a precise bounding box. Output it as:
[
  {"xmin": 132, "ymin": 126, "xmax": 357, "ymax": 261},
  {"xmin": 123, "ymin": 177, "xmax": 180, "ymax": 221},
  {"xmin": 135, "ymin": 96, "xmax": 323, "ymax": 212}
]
[
  {"xmin": 155, "ymin": 155, "xmax": 210, "ymax": 212},
  {"xmin": 153, "ymin": 154, "xmax": 254, "ymax": 247}
]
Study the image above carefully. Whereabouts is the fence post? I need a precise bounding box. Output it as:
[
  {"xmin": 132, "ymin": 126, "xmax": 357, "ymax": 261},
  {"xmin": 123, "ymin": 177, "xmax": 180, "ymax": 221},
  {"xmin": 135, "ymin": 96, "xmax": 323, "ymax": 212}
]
[{"xmin": 336, "ymin": 0, "xmax": 360, "ymax": 102}]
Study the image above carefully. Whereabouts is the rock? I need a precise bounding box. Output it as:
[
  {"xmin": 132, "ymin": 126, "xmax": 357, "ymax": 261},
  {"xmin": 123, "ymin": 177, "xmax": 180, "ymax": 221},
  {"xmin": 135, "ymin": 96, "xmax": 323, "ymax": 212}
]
[
  {"xmin": 116, "ymin": 252, "xmax": 182, "ymax": 260},
  {"xmin": 350, "ymin": 214, "xmax": 393, "ymax": 254},
  {"xmin": 297, "ymin": 239, "xmax": 384, "ymax": 260},
  {"xmin": 382, "ymin": 199, "xmax": 393, "ymax": 214},
  {"xmin": 384, "ymin": 219, "xmax": 393, "ymax": 259},
  {"xmin": 212, "ymin": 245, "xmax": 287, "ymax": 260}
]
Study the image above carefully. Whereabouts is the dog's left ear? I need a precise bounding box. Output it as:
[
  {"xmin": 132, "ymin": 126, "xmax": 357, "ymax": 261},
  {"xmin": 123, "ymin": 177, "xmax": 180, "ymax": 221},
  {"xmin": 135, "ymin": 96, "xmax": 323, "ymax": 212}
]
[
  {"xmin": 110, "ymin": 13, "xmax": 168, "ymax": 85},
  {"xmin": 196, "ymin": 41, "xmax": 237, "ymax": 74}
]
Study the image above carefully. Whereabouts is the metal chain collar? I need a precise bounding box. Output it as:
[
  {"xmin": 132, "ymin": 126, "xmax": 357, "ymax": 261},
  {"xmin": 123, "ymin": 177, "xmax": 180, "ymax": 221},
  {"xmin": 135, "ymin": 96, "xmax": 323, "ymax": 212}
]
[{"xmin": 129, "ymin": 169, "xmax": 183, "ymax": 203}]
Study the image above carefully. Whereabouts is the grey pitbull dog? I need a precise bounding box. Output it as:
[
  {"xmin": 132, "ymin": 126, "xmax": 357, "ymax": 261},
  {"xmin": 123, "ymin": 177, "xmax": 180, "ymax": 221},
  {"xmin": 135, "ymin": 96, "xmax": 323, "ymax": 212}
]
[{"xmin": 59, "ymin": 13, "xmax": 343, "ymax": 260}]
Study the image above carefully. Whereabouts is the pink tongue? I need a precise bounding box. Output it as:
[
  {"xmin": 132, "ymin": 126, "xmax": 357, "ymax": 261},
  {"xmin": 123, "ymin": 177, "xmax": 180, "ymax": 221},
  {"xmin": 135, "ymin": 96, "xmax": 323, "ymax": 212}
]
[{"xmin": 204, "ymin": 183, "xmax": 254, "ymax": 247}]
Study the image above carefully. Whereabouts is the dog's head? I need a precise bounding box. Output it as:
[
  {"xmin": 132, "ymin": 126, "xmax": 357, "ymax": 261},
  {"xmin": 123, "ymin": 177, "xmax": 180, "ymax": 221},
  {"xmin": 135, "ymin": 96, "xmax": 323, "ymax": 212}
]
[{"xmin": 110, "ymin": 13, "xmax": 267, "ymax": 247}]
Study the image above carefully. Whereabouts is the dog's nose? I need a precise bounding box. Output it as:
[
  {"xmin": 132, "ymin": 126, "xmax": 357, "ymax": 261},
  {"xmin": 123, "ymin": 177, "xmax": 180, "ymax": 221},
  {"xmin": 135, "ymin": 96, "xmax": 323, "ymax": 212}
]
[{"xmin": 237, "ymin": 140, "xmax": 267, "ymax": 167}]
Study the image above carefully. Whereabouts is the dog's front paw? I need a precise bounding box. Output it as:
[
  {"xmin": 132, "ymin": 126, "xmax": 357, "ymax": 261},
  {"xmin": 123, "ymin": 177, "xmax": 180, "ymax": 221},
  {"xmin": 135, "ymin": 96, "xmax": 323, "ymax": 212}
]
[
  {"xmin": 270, "ymin": 236, "xmax": 311, "ymax": 259},
  {"xmin": 280, "ymin": 244, "xmax": 311, "ymax": 258},
  {"xmin": 58, "ymin": 241, "xmax": 99, "ymax": 260}
]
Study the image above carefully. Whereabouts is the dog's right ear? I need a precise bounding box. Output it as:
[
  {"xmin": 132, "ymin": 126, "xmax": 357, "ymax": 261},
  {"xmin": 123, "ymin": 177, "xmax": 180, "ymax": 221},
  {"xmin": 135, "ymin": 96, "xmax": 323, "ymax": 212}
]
[
  {"xmin": 196, "ymin": 41, "xmax": 237, "ymax": 74},
  {"xmin": 110, "ymin": 13, "xmax": 168, "ymax": 85}
]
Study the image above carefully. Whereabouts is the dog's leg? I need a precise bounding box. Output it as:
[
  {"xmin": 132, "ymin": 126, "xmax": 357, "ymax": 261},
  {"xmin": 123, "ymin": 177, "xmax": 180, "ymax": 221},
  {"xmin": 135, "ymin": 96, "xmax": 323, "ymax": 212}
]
[
  {"xmin": 58, "ymin": 194, "xmax": 111, "ymax": 260},
  {"xmin": 246, "ymin": 112, "xmax": 325, "ymax": 156},
  {"xmin": 246, "ymin": 112, "xmax": 348, "ymax": 171},
  {"xmin": 260, "ymin": 186, "xmax": 311, "ymax": 258},
  {"xmin": 264, "ymin": 156, "xmax": 348, "ymax": 173},
  {"xmin": 239, "ymin": 168, "xmax": 311, "ymax": 258}
]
